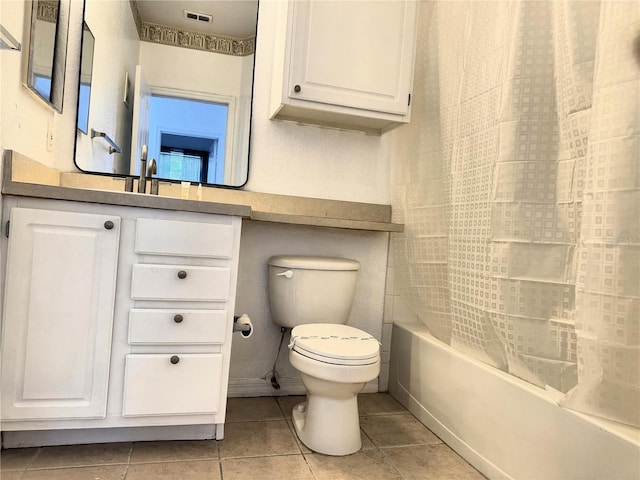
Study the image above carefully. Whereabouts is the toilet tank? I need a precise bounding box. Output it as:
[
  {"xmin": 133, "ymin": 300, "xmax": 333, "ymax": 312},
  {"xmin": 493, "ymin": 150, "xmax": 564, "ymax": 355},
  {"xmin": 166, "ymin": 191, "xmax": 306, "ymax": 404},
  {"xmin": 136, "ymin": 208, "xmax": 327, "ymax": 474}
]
[{"xmin": 267, "ymin": 256, "xmax": 360, "ymax": 328}]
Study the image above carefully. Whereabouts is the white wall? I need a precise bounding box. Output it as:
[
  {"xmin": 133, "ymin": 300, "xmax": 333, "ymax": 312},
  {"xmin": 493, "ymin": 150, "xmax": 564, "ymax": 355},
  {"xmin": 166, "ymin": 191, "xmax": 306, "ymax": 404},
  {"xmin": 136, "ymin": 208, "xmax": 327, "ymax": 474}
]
[
  {"xmin": 0, "ymin": 0, "xmax": 81, "ymax": 169},
  {"xmin": 140, "ymin": 42, "xmax": 245, "ymax": 99}
]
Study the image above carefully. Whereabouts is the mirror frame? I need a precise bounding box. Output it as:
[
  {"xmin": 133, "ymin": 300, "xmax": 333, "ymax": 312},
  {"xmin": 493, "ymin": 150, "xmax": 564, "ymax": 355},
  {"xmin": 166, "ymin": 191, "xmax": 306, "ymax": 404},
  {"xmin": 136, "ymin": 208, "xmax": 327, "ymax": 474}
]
[
  {"xmin": 76, "ymin": 21, "xmax": 94, "ymax": 135},
  {"xmin": 25, "ymin": 0, "xmax": 70, "ymax": 112},
  {"xmin": 72, "ymin": 1, "xmax": 258, "ymax": 189}
]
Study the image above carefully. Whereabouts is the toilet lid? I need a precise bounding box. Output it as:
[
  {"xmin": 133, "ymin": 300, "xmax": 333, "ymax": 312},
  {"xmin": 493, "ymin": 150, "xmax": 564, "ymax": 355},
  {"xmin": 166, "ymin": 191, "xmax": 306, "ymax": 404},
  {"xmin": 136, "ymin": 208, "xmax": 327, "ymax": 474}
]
[{"xmin": 289, "ymin": 324, "xmax": 380, "ymax": 366}]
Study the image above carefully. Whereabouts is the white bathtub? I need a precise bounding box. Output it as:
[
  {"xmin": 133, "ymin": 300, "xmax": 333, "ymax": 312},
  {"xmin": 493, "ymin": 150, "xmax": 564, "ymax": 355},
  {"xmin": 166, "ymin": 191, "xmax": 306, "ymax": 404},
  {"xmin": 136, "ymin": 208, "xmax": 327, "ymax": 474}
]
[{"xmin": 388, "ymin": 321, "xmax": 640, "ymax": 480}]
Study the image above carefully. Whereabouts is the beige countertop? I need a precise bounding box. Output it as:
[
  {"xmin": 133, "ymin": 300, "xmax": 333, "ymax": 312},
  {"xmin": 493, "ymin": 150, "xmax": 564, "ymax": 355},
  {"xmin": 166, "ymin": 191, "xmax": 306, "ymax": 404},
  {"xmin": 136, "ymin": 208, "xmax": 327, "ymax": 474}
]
[{"xmin": 2, "ymin": 151, "xmax": 403, "ymax": 233}]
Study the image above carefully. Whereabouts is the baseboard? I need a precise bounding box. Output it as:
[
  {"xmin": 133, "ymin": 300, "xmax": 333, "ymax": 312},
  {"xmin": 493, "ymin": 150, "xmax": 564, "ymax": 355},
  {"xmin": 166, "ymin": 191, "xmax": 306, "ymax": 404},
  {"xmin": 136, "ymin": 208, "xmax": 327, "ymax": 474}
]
[
  {"xmin": 227, "ymin": 376, "xmax": 307, "ymax": 397},
  {"xmin": 2, "ymin": 424, "xmax": 218, "ymax": 448},
  {"xmin": 227, "ymin": 377, "xmax": 380, "ymax": 398}
]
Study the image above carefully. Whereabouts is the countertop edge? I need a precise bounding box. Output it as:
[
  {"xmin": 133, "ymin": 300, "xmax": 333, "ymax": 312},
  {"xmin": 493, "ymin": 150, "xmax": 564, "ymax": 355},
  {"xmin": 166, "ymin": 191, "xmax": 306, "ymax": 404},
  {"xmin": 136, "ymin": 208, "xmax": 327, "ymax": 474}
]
[
  {"xmin": 2, "ymin": 181, "xmax": 253, "ymax": 218},
  {"xmin": 2, "ymin": 151, "xmax": 405, "ymax": 233},
  {"xmin": 250, "ymin": 211, "xmax": 404, "ymax": 233}
]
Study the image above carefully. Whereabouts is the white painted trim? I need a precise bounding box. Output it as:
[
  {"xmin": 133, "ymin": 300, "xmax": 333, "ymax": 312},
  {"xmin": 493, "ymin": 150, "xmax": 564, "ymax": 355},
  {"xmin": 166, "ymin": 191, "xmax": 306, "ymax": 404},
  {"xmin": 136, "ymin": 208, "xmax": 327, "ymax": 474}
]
[
  {"xmin": 2, "ymin": 424, "xmax": 218, "ymax": 448},
  {"xmin": 227, "ymin": 377, "xmax": 379, "ymax": 398}
]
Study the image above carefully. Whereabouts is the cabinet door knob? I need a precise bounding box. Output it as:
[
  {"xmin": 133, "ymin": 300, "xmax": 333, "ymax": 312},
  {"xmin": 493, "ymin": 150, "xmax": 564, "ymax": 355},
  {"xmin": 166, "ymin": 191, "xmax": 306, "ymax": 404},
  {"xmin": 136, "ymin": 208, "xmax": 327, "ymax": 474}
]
[
  {"xmin": 104, "ymin": 220, "xmax": 114, "ymax": 230},
  {"xmin": 174, "ymin": 314, "xmax": 183, "ymax": 323},
  {"xmin": 170, "ymin": 355, "xmax": 180, "ymax": 365},
  {"xmin": 177, "ymin": 270, "xmax": 187, "ymax": 279},
  {"xmin": 294, "ymin": 84, "xmax": 301, "ymax": 93}
]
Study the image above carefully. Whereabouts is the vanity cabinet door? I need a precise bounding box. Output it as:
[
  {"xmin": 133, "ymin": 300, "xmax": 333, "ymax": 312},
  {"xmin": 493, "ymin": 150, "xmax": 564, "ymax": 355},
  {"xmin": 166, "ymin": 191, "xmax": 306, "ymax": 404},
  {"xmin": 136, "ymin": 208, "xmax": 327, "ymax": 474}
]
[
  {"xmin": 1, "ymin": 208, "xmax": 120, "ymax": 420},
  {"xmin": 270, "ymin": 0, "xmax": 417, "ymax": 133}
]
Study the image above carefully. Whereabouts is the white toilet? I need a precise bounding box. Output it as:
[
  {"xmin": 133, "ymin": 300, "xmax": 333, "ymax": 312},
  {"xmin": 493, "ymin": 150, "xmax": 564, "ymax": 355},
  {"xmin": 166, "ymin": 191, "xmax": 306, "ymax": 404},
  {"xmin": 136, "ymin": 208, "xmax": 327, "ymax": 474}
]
[{"xmin": 267, "ymin": 255, "xmax": 381, "ymax": 456}]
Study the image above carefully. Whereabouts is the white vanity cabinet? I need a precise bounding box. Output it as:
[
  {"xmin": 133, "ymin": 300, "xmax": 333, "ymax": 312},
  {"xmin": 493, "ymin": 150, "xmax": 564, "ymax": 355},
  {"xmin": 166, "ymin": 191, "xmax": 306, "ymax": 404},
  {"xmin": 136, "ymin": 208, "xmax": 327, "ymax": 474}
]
[
  {"xmin": 269, "ymin": 0, "xmax": 418, "ymax": 134},
  {"xmin": 0, "ymin": 198, "xmax": 242, "ymax": 442},
  {"xmin": 1, "ymin": 208, "xmax": 120, "ymax": 421}
]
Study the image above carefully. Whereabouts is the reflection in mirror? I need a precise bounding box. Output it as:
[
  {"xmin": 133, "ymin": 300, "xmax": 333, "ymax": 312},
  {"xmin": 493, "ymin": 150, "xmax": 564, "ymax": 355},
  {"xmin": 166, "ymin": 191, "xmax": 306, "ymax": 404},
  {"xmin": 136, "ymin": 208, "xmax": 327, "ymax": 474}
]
[
  {"xmin": 77, "ymin": 23, "xmax": 94, "ymax": 134},
  {"xmin": 74, "ymin": 0, "xmax": 258, "ymax": 187},
  {"xmin": 26, "ymin": 0, "xmax": 69, "ymax": 111},
  {"xmin": 149, "ymin": 94, "xmax": 229, "ymax": 184}
]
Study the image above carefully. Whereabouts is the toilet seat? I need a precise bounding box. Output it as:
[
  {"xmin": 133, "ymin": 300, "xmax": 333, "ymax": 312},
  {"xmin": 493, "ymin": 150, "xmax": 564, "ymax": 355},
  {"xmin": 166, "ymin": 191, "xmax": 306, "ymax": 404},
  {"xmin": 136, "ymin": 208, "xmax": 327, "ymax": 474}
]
[{"xmin": 290, "ymin": 324, "xmax": 379, "ymax": 366}]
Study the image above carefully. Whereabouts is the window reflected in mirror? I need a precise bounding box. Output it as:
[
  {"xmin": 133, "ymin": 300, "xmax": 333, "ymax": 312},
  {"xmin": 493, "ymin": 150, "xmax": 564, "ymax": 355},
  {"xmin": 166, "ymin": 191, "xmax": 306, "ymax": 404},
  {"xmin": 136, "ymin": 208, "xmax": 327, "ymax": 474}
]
[{"xmin": 150, "ymin": 95, "xmax": 228, "ymax": 184}]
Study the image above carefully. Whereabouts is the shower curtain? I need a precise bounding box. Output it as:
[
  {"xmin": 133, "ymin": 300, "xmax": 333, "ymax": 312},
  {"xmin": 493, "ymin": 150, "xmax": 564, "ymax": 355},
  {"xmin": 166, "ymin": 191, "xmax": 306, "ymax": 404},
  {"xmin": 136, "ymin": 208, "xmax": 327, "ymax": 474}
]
[{"xmin": 390, "ymin": 1, "xmax": 639, "ymax": 427}]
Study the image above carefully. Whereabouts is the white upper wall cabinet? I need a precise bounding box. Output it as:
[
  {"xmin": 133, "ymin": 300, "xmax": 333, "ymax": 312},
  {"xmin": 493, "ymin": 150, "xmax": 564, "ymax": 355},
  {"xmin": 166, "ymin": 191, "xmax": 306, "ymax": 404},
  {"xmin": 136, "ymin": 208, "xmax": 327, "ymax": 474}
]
[{"xmin": 269, "ymin": 0, "xmax": 418, "ymax": 135}]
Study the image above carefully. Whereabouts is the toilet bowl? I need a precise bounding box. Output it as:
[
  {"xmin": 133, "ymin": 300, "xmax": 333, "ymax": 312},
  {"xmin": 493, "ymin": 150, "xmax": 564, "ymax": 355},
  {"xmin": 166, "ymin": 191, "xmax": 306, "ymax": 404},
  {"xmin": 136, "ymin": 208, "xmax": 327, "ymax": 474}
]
[
  {"xmin": 267, "ymin": 255, "xmax": 381, "ymax": 456},
  {"xmin": 288, "ymin": 323, "xmax": 380, "ymax": 456}
]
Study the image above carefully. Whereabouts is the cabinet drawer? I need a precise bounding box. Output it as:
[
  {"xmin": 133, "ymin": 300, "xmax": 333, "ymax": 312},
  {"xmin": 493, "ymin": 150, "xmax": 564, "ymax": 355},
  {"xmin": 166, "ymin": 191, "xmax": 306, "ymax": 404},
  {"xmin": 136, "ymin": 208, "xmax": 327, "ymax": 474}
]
[
  {"xmin": 122, "ymin": 354, "xmax": 222, "ymax": 416},
  {"xmin": 129, "ymin": 309, "xmax": 228, "ymax": 345},
  {"xmin": 136, "ymin": 218, "xmax": 234, "ymax": 258},
  {"xmin": 131, "ymin": 264, "xmax": 230, "ymax": 301}
]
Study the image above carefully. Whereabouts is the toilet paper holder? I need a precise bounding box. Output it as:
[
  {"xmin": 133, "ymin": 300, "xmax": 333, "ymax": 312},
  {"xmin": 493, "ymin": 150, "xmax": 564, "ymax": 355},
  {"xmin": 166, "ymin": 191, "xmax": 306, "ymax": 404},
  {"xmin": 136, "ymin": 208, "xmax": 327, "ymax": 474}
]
[{"xmin": 233, "ymin": 314, "xmax": 253, "ymax": 337}]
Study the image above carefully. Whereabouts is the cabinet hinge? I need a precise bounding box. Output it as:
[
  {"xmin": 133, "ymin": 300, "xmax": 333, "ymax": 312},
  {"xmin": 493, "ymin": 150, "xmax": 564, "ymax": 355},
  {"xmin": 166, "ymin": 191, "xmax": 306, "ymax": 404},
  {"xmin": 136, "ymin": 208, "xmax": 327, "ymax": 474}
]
[
  {"xmin": 4, "ymin": 220, "xmax": 9, "ymax": 238},
  {"xmin": 408, "ymin": 93, "xmax": 411, "ymax": 106}
]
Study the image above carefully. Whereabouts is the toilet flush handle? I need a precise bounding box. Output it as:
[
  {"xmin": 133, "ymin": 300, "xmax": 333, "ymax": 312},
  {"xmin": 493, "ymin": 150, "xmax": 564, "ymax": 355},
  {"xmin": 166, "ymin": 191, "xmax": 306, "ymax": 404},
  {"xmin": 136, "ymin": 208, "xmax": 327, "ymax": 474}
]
[{"xmin": 276, "ymin": 270, "xmax": 293, "ymax": 279}]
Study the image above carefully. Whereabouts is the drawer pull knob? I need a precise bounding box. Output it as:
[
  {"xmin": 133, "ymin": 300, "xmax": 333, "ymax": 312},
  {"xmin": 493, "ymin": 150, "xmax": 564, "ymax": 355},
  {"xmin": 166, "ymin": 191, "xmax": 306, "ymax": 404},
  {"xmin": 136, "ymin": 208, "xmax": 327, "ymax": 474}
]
[
  {"xmin": 177, "ymin": 270, "xmax": 187, "ymax": 279},
  {"xmin": 104, "ymin": 220, "xmax": 114, "ymax": 230},
  {"xmin": 174, "ymin": 314, "xmax": 184, "ymax": 323},
  {"xmin": 170, "ymin": 355, "xmax": 180, "ymax": 365},
  {"xmin": 294, "ymin": 84, "xmax": 301, "ymax": 93}
]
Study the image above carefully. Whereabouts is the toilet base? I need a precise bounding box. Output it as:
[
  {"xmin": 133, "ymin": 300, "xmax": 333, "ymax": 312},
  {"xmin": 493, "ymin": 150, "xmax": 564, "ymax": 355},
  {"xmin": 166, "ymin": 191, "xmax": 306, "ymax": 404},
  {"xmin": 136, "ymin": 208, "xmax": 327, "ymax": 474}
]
[{"xmin": 291, "ymin": 391, "xmax": 363, "ymax": 456}]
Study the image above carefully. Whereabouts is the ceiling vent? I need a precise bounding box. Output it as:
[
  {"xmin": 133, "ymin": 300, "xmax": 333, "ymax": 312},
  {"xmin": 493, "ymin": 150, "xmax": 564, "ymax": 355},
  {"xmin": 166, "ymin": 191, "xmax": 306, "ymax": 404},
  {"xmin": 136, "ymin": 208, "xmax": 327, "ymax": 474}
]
[{"xmin": 184, "ymin": 10, "xmax": 213, "ymax": 24}]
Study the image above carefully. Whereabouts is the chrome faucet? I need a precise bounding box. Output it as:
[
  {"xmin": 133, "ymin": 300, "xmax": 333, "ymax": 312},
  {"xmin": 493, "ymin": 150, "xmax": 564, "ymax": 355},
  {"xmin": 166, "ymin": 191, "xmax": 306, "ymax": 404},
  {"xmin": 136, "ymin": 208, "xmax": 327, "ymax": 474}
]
[
  {"xmin": 147, "ymin": 158, "xmax": 158, "ymax": 195},
  {"xmin": 137, "ymin": 145, "xmax": 148, "ymax": 193}
]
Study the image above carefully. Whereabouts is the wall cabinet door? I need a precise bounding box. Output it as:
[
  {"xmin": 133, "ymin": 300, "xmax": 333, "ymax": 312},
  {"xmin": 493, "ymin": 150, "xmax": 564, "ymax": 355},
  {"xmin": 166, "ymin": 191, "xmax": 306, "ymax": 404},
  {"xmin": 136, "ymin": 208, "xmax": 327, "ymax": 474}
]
[
  {"xmin": 290, "ymin": 1, "xmax": 416, "ymax": 115},
  {"xmin": 270, "ymin": 0, "xmax": 417, "ymax": 133},
  {"xmin": 1, "ymin": 208, "xmax": 120, "ymax": 420}
]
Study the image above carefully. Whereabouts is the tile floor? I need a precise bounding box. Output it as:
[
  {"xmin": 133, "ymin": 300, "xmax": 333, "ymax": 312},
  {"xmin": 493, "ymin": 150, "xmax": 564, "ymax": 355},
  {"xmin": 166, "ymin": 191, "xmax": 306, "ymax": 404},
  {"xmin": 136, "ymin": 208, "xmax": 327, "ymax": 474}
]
[{"xmin": 0, "ymin": 393, "xmax": 485, "ymax": 480}]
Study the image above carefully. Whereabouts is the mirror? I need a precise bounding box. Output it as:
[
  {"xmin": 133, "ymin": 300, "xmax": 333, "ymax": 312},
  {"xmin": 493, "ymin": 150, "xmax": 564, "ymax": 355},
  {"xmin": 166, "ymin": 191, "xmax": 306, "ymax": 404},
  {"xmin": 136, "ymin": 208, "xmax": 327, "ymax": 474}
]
[
  {"xmin": 74, "ymin": 0, "xmax": 258, "ymax": 188},
  {"xmin": 26, "ymin": 0, "xmax": 70, "ymax": 112},
  {"xmin": 77, "ymin": 22, "xmax": 94, "ymax": 134}
]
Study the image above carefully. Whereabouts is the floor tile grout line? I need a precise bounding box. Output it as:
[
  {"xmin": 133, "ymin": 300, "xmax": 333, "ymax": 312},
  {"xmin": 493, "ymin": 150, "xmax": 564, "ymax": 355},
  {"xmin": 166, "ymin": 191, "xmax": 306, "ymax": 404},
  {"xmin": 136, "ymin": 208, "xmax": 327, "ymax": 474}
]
[
  {"xmin": 358, "ymin": 411, "xmax": 409, "ymax": 417},
  {"xmin": 360, "ymin": 426, "xmax": 376, "ymax": 450},
  {"xmin": 224, "ymin": 417, "xmax": 287, "ymax": 424},
  {"xmin": 378, "ymin": 441, "xmax": 446, "ymax": 450},
  {"xmin": 127, "ymin": 457, "xmax": 221, "ymax": 466},
  {"xmin": 126, "ymin": 444, "xmax": 133, "ymax": 465},
  {"xmin": 281, "ymin": 411, "xmax": 306, "ymax": 456},
  {"xmin": 300, "ymin": 449, "xmax": 318, "ymax": 480},
  {"xmin": 122, "ymin": 462, "xmax": 130, "ymax": 480},
  {"xmin": 220, "ymin": 452, "xmax": 306, "ymax": 461},
  {"xmin": 218, "ymin": 452, "xmax": 225, "ymax": 480},
  {"xmin": 274, "ymin": 394, "xmax": 290, "ymax": 419},
  {"xmin": 21, "ymin": 447, "xmax": 41, "ymax": 474},
  {"xmin": 376, "ymin": 444, "xmax": 409, "ymax": 480},
  {"xmin": 26, "ymin": 461, "xmax": 131, "ymax": 471}
]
